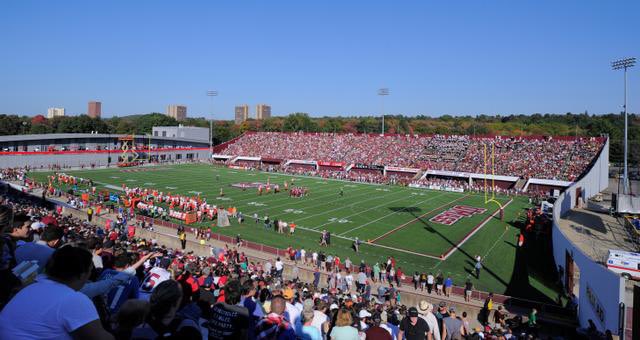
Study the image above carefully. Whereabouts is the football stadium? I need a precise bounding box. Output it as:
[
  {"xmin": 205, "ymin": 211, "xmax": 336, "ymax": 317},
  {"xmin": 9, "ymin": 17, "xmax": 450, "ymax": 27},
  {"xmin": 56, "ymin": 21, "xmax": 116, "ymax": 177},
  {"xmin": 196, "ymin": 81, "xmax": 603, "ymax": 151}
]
[
  {"xmin": 1, "ymin": 2, "xmax": 639, "ymax": 340},
  {"xmin": 18, "ymin": 132, "xmax": 604, "ymax": 297}
]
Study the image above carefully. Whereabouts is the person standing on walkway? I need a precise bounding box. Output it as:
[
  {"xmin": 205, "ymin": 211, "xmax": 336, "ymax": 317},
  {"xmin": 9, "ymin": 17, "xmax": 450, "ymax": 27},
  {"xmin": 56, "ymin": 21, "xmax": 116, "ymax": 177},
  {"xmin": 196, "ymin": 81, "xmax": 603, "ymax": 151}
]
[
  {"xmin": 443, "ymin": 276, "xmax": 453, "ymax": 297},
  {"xmin": 179, "ymin": 230, "xmax": 187, "ymax": 250},
  {"xmin": 464, "ymin": 280, "xmax": 473, "ymax": 302},
  {"xmin": 481, "ymin": 293, "xmax": 494, "ymax": 326}
]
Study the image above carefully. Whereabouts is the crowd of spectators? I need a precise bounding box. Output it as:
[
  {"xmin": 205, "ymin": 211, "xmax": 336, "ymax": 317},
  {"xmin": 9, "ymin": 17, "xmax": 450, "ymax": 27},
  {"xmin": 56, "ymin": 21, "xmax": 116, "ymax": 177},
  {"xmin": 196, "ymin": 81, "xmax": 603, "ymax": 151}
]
[
  {"xmin": 0, "ymin": 182, "xmax": 555, "ymax": 339},
  {"xmin": 221, "ymin": 132, "xmax": 603, "ymax": 181}
]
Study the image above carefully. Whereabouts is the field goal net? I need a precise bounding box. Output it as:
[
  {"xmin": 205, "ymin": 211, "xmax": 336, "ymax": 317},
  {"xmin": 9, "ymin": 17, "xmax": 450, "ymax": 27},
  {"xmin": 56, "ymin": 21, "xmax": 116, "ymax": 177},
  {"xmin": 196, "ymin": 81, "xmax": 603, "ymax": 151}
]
[{"xmin": 483, "ymin": 142, "xmax": 504, "ymax": 220}]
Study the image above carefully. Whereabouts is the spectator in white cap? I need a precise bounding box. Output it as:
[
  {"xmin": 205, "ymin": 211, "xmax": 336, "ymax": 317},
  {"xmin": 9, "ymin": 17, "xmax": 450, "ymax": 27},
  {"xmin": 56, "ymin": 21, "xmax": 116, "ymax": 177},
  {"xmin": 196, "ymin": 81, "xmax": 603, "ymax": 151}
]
[
  {"xmin": 29, "ymin": 220, "xmax": 45, "ymax": 241},
  {"xmin": 358, "ymin": 309, "xmax": 372, "ymax": 331}
]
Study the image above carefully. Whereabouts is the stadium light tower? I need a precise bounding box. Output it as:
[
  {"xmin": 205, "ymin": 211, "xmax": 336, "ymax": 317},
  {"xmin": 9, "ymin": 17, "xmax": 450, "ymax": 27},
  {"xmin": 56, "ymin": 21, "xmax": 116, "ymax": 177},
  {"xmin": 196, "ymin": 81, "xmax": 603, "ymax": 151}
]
[
  {"xmin": 206, "ymin": 90, "xmax": 218, "ymax": 155},
  {"xmin": 612, "ymin": 57, "xmax": 636, "ymax": 194},
  {"xmin": 378, "ymin": 88, "xmax": 389, "ymax": 135}
]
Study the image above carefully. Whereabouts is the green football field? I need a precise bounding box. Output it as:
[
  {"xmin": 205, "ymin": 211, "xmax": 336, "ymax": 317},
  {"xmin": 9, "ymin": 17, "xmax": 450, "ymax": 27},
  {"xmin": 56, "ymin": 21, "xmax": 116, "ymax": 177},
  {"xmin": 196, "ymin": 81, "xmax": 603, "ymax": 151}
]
[{"xmin": 28, "ymin": 163, "xmax": 560, "ymax": 299}]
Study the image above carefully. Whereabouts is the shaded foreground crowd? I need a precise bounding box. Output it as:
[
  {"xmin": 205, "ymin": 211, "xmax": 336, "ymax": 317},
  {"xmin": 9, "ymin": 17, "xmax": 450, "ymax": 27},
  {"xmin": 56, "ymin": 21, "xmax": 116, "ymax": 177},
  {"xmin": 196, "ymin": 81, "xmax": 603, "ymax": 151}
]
[
  {"xmin": 222, "ymin": 133, "xmax": 603, "ymax": 181},
  {"xmin": 0, "ymin": 187, "xmax": 581, "ymax": 340}
]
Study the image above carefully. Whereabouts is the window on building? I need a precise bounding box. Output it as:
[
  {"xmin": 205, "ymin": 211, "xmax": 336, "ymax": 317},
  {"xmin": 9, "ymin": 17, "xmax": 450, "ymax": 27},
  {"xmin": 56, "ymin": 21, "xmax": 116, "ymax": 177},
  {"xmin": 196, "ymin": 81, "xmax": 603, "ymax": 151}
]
[{"xmin": 162, "ymin": 131, "xmax": 167, "ymax": 137}]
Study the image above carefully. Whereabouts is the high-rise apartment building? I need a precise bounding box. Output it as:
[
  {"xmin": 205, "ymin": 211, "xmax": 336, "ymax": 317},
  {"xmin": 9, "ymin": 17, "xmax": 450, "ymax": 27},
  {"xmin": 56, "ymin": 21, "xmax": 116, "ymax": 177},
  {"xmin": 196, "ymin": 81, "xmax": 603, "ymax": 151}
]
[
  {"xmin": 234, "ymin": 104, "xmax": 249, "ymax": 124},
  {"xmin": 88, "ymin": 101, "xmax": 101, "ymax": 118},
  {"xmin": 166, "ymin": 105, "xmax": 187, "ymax": 121},
  {"xmin": 47, "ymin": 107, "xmax": 65, "ymax": 119},
  {"xmin": 256, "ymin": 104, "xmax": 271, "ymax": 120}
]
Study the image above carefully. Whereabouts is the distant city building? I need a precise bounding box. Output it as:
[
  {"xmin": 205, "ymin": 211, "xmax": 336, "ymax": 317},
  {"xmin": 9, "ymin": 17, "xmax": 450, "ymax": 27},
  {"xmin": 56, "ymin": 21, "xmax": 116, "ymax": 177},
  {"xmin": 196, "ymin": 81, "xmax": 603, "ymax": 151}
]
[
  {"xmin": 47, "ymin": 107, "xmax": 65, "ymax": 119},
  {"xmin": 256, "ymin": 104, "xmax": 271, "ymax": 120},
  {"xmin": 88, "ymin": 101, "xmax": 101, "ymax": 118},
  {"xmin": 166, "ymin": 105, "xmax": 187, "ymax": 121},
  {"xmin": 152, "ymin": 125, "xmax": 209, "ymax": 142},
  {"xmin": 235, "ymin": 104, "xmax": 249, "ymax": 124}
]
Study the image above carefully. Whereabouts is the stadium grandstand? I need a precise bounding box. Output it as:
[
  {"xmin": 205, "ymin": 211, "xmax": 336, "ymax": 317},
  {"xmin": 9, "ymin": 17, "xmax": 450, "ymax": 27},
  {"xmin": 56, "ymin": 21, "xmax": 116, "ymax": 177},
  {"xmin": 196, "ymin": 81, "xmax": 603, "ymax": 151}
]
[
  {"xmin": 0, "ymin": 132, "xmax": 211, "ymax": 168},
  {"xmin": 0, "ymin": 130, "xmax": 636, "ymax": 340},
  {"xmin": 215, "ymin": 132, "xmax": 606, "ymax": 195}
]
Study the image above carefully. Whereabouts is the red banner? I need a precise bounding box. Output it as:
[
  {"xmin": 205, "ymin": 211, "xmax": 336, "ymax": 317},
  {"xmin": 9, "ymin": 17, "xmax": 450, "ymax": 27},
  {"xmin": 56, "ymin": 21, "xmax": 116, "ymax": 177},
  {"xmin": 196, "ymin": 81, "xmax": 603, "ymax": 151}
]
[
  {"xmin": 318, "ymin": 161, "xmax": 345, "ymax": 167},
  {"xmin": 386, "ymin": 166, "xmax": 420, "ymax": 173},
  {"xmin": 0, "ymin": 147, "xmax": 209, "ymax": 156}
]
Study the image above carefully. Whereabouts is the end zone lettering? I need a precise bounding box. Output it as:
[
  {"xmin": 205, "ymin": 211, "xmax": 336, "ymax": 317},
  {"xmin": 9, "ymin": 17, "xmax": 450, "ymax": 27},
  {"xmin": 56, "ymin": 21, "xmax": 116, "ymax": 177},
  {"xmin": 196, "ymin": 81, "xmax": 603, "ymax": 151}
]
[{"xmin": 430, "ymin": 205, "xmax": 487, "ymax": 225}]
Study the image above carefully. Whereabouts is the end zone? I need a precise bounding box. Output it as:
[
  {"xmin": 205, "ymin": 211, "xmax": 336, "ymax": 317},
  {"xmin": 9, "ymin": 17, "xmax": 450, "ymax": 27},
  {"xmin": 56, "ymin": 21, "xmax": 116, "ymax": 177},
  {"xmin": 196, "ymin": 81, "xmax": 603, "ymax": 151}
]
[{"xmin": 439, "ymin": 198, "xmax": 514, "ymax": 260}]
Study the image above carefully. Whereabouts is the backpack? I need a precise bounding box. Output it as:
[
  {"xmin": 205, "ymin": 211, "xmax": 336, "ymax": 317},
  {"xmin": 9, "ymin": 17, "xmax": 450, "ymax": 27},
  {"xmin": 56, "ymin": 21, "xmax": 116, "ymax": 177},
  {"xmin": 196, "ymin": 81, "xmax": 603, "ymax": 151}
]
[
  {"xmin": 131, "ymin": 317, "xmax": 199, "ymax": 340},
  {"xmin": 0, "ymin": 235, "xmax": 22, "ymax": 310}
]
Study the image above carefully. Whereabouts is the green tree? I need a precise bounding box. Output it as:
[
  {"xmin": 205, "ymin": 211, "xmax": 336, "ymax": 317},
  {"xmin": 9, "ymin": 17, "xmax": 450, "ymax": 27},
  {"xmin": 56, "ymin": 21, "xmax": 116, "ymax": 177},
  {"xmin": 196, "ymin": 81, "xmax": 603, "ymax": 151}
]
[
  {"xmin": 284, "ymin": 113, "xmax": 315, "ymax": 132},
  {"xmin": 261, "ymin": 117, "xmax": 284, "ymax": 132},
  {"xmin": 356, "ymin": 117, "xmax": 379, "ymax": 133}
]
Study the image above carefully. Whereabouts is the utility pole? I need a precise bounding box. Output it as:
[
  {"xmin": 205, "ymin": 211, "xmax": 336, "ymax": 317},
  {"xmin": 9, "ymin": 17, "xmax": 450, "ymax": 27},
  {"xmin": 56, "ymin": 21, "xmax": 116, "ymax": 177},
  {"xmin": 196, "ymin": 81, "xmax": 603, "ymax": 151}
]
[
  {"xmin": 612, "ymin": 57, "xmax": 636, "ymax": 194},
  {"xmin": 206, "ymin": 90, "xmax": 218, "ymax": 156},
  {"xmin": 378, "ymin": 88, "xmax": 389, "ymax": 134}
]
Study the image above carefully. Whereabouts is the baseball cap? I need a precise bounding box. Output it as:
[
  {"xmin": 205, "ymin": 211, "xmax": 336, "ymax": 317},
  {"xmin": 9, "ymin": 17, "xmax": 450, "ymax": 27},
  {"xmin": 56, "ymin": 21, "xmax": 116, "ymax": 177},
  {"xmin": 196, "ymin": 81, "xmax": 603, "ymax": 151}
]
[
  {"xmin": 438, "ymin": 301, "xmax": 447, "ymax": 308},
  {"xmin": 30, "ymin": 221, "xmax": 45, "ymax": 230},
  {"xmin": 283, "ymin": 288, "xmax": 294, "ymax": 300},
  {"xmin": 408, "ymin": 307, "xmax": 419, "ymax": 317},
  {"xmin": 358, "ymin": 310, "xmax": 372, "ymax": 319},
  {"xmin": 329, "ymin": 303, "xmax": 339, "ymax": 310},
  {"xmin": 449, "ymin": 306, "xmax": 456, "ymax": 313}
]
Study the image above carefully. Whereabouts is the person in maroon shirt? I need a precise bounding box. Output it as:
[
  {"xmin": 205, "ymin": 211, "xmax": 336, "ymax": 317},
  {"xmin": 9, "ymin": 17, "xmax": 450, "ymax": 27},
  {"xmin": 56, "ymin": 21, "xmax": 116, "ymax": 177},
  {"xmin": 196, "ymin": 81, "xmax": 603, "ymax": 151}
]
[
  {"xmin": 365, "ymin": 312, "xmax": 392, "ymax": 340},
  {"xmin": 396, "ymin": 267, "xmax": 403, "ymax": 287}
]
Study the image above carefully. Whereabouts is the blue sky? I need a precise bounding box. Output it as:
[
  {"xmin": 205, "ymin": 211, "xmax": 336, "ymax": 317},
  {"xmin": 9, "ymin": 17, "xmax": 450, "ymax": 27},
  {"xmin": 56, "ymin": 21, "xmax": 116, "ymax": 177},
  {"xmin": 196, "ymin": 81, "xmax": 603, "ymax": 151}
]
[{"xmin": 1, "ymin": 1, "xmax": 638, "ymax": 119}]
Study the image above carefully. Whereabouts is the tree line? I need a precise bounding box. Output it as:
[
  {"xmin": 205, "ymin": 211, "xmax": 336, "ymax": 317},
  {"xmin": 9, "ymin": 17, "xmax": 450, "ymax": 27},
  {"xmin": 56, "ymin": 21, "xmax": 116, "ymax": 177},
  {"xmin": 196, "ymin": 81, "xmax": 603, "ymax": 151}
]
[{"xmin": 0, "ymin": 111, "xmax": 637, "ymax": 165}]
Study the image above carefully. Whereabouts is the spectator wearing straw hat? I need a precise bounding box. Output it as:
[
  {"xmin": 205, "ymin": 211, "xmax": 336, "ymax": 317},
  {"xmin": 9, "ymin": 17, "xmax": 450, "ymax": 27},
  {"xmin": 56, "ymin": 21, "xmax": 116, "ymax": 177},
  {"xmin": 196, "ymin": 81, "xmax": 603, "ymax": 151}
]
[{"xmin": 418, "ymin": 300, "xmax": 441, "ymax": 340}]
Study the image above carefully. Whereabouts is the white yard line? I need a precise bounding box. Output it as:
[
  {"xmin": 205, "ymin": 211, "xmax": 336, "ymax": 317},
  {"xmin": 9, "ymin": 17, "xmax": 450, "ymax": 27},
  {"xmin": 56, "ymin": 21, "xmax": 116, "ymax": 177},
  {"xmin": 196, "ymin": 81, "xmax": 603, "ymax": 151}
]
[
  {"xmin": 462, "ymin": 207, "xmax": 525, "ymax": 278},
  {"xmin": 291, "ymin": 189, "xmax": 408, "ymax": 223},
  {"xmin": 465, "ymin": 227, "xmax": 510, "ymax": 279},
  {"xmin": 240, "ymin": 184, "xmax": 377, "ymax": 215},
  {"xmin": 369, "ymin": 194, "xmax": 473, "ymax": 243},
  {"xmin": 338, "ymin": 192, "xmax": 451, "ymax": 236},
  {"xmin": 311, "ymin": 192, "xmax": 444, "ymax": 231},
  {"xmin": 294, "ymin": 225, "xmax": 444, "ymax": 260},
  {"xmin": 440, "ymin": 198, "xmax": 514, "ymax": 261}
]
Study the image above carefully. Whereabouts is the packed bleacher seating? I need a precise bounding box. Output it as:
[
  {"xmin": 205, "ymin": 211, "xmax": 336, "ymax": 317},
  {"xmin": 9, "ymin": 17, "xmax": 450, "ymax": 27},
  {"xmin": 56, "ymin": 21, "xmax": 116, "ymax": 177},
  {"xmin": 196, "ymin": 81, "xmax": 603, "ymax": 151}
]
[
  {"xmin": 222, "ymin": 132, "xmax": 604, "ymax": 181},
  {"xmin": 0, "ymin": 182, "xmax": 555, "ymax": 339}
]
